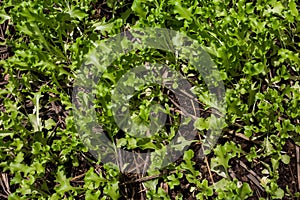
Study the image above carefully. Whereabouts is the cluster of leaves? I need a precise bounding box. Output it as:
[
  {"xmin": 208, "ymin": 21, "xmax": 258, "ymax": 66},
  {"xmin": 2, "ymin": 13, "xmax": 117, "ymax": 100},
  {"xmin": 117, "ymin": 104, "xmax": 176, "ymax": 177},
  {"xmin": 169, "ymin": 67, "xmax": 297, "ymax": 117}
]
[
  {"xmin": 0, "ymin": 0, "xmax": 299, "ymax": 199},
  {"xmin": 0, "ymin": 0, "xmax": 127, "ymax": 199}
]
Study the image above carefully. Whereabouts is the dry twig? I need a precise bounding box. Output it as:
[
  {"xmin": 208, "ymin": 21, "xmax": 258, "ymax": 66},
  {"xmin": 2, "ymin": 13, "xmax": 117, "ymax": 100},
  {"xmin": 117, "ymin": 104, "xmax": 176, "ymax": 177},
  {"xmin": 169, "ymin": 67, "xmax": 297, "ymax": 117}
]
[
  {"xmin": 239, "ymin": 160, "xmax": 264, "ymax": 192},
  {"xmin": 296, "ymin": 144, "xmax": 300, "ymax": 191}
]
